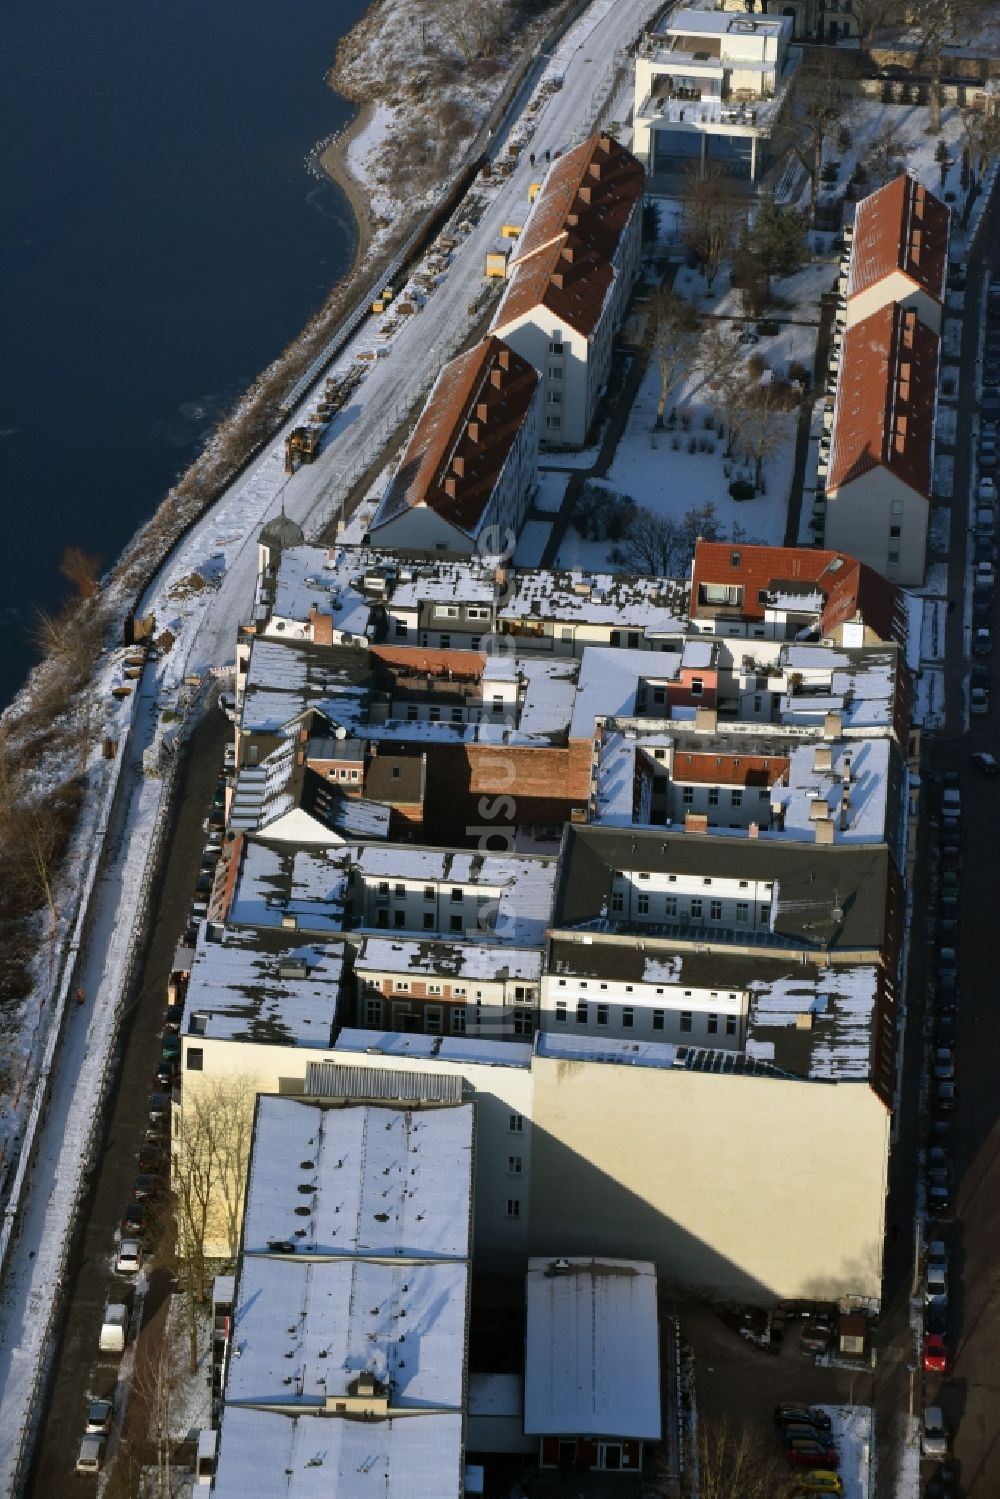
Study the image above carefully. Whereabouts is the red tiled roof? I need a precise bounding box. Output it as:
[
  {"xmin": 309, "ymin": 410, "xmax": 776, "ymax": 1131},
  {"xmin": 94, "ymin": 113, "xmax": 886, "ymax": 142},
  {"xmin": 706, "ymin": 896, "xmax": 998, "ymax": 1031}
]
[
  {"xmin": 671, "ymin": 752, "xmax": 790, "ymax": 788},
  {"xmin": 373, "ymin": 337, "xmax": 538, "ymax": 539},
  {"xmin": 492, "ymin": 133, "xmax": 644, "ymax": 340},
  {"xmin": 827, "ymin": 303, "xmax": 939, "ymax": 498},
  {"xmin": 689, "ymin": 541, "xmax": 907, "ymax": 645},
  {"xmin": 848, "ymin": 174, "xmax": 949, "ymax": 306}
]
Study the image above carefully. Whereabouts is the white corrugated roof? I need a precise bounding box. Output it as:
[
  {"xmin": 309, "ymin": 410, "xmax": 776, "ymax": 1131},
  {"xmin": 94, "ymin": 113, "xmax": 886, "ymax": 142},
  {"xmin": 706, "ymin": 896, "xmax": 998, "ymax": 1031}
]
[{"xmin": 524, "ymin": 1258, "xmax": 661, "ymax": 1439}]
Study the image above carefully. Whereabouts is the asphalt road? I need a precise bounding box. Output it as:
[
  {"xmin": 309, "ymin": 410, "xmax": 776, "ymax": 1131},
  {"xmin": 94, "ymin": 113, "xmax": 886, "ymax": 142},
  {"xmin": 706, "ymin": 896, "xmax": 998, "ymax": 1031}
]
[
  {"xmin": 912, "ymin": 193, "xmax": 1000, "ymax": 1498},
  {"xmin": 27, "ymin": 708, "xmax": 228, "ymax": 1495}
]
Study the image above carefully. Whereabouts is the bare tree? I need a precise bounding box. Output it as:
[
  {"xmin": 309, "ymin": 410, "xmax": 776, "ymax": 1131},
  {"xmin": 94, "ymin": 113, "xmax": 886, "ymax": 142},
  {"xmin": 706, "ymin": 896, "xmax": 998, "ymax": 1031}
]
[
  {"xmin": 129, "ymin": 1329, "xmax": 182, "ymax": 1499},
  {"xmin": 740, "ymin": 376, "xmax": 795, "ymax": 493},
  {"xmin": 910, "ymin": 0, "xmax": 986, "ymax": 134},
  {"xmin": 436, "ymin": 0, "xmax": 506, "ymax": 61},
  {"xmin": 962, "ymin": 103, "xmax": 1000, "ymax": 175},
  {"xmin": 647, "ymin": 288, "xmax": 700, "ymax": 426},
  {"xmin": 173, "ymin": 1075, "xmax": 257, "ymax": 1372},
  {"xmin": 793, "ymin": 60, "xmax": 849, "ymax": 222},
  {"xmin": 681, "ymin": 164, "xmax": 742, "ymax": 293},
  {"xmin": 59, "ymin": 546, "xmax": 102, "ymax": 600},
  {"xmin": 698, "ymin": 1415, "xmax": 797, "ymax": 1499},
  {"xmin": 612, "ymin": 503, "xmax": 722, "ymax": 576},
  {"xmin": 867, "ymin": 119, "xmax": 912, "ymax": 189},
  {"xmin": 843, "ymin": 0, "xmax": 905, "ymax": 55}
]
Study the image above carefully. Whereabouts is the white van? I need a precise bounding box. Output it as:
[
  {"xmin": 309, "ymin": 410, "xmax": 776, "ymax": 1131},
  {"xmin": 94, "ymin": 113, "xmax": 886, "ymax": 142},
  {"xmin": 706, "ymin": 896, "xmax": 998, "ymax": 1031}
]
[
  {"xmin": 99, "ymin": 1303, "xmax": 129, "ymax": 1355},
  {"xmin": 76, "ymin": 1434, "xmax": 105, "ymax": 1473},
  {"xmin": 922, "ymin": 1406, "xmax": 948, "ymax": 1458}
]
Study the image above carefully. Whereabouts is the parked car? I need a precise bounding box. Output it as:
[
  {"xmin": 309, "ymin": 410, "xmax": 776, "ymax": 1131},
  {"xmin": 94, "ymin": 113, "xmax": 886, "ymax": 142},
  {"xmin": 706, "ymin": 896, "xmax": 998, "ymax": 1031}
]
[
  {"xmin": 784, "ymin": 1420, "xmax": 832, "ymax": 1444},
  {"xmin": 925, "ymin": 1263, "xmax": 949, "ymax": 1303},
  {"xmin": 76, "ymin": 1434, "xmax": 105, "ymax": 1475},
  {"xmin": 133, "ymin": 1173, "xmax": 160, "ymax": 1201},
  {"xmin": 799, "ymin": 1323, "xmax": 832, "ymax": 1354},
  {"xmin": 922, "ymin": 1406, "xmax": 949, "ymax": 1458},
  {"xmin": 936, "ymin": 916, "xmax": 958, "ymax": 945},
  {"xmin": 787, "ymin": 1440, "xmax": 839, "ymax": 1469},
  {"xmin": 933, "ymin": 1047, "xmax": 955, "ymax": 1081},
  {"xmin": 971, "ymin": 750, "xmax": 999, "ymax": 774},
  {"xmin": 937, "ymin": 948, "xmax": 957, "ymax": 977},
  {"xmin": 940, "ymin": 842, "xmax": 961, "ymax": 871},
  {"xmin": 926, "ymin": 1299, "xmax": 948, "ymax": 1337},
  {"xmin": 137, "ymin": 1141, "xmax": 162, "ymax": 1172},
  {"xmin": 971, "ymin": 687, "xmax": 990, "ymax": 715},
  {"xmin": 970, "ymin": 665, "xmax": 992, "ymax": 693},
  {"xmin": 85, "ymin": 1400, "xmax": 113, "ymax": 1436},
  {"xmin": 980, "ymin": 477, "xmax": 997, "ymax": 503},
  {"xmin": 928, "ymin": 1182, "xmax": 952, "ymax": 1216},
  {"xmin": 923, "ymin": 1332, "xmax": 949, "ymax": 1374},
  {"xmin": 121, "ymin": 1199, "xmax": 146, "ymax": 1237},
  {"xmin": 163, "ymin": 1003, "xmax": 184, "ymax": 1032},
  {"xmin": 791, "ymin": 1475, "xmax": 843, "ymax": 1496},
  {"xmin": 935, "ymin": 1011, "xmax": 957, "ymax": 1045},
  {"xmin": 161, "ymin": 1031, "xmax": 181, "ymax": 1060},
  {"xmin": 115, "ymin": 1238, "xmax": 142, "ymax": 1275},
  {"xmin": 774, "ymin": 1405, "xmax": 832, "ymax": 1433},
  {"xmin": 927, "ymin": 1145, "xmax": 951, "ymax": 1185},
  {"xmin": 219, "ymin": 691, "xmax": 237, "ymax": 719},
  {"xmin": 934, "ymin": 1079, "xmax": 959, "ymax": 1112},
  {"xmin": 939, "ymin": 817, "xmax": 960, "ymax": 843},
  {"xmin": 973, "ymin": 627, "xmax": 993, "ymax": 655},
  {"xmin": 155, "ymin": 1055, "xmax": 179, "ymax": 1088},
  {"xmin": 148, "ymin": 1092, "xmax": 170, "ymax": 1124}
]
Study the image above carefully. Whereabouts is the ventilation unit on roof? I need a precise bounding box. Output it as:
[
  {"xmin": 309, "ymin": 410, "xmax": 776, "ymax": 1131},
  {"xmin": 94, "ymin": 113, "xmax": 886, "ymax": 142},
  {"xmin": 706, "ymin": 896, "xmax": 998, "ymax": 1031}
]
[{"xmin": 279, "ymin": 958, "xmax": 309, "ymax": 980}]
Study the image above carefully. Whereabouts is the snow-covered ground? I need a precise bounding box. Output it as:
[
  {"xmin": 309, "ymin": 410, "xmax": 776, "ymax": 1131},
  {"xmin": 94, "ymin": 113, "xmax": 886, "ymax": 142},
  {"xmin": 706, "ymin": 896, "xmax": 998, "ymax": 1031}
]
[
  {"xmin": 533, "ymin": 469, "xmax": 572, "ymax": 514},
  {"xmin": 820, "ymin": 1404, "xmax": 875, "ymax": 1499},
  {"xmin": 0, "ymin": 0, "xmax": 672, "ymax": 1485},
  {"xmin": 513, "ymin": 518, "xmax": 552, "ymax": 566}
]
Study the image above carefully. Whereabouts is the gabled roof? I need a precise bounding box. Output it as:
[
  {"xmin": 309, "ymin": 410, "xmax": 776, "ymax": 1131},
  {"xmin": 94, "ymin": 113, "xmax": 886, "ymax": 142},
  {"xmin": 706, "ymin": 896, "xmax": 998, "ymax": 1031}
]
[
  {"xmin": 847, "ymin": 174, "xmax": 949, "ymax": 306},
  {"xmin": 690, "ymin": 541, "xmax": 908, "ymax": 645},
  {"xmin": 492, "ymin": 133, "xmax": 644, "ymax": 340},
  {"xmin": 827, "ymin": 303, "xmax": 939, "ymax": 498},
  {"xmin": 372, "ymin": 337, "xmax": 538, "ymax": 540}
]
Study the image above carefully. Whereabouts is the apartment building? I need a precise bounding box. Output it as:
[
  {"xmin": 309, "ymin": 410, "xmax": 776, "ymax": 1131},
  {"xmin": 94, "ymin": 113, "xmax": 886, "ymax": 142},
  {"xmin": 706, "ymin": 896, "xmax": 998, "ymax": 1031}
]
[
  {"xmin": 845, "ymin": 174, "xmax": 950, "ymax": 334},
  {"xmin": 491, "ymin": 133, "xmax": 644, "ymax": 449},
  {"xmin": 632, "ymin": 8, "xmax": 798, "ymax": 182},
  {"xmin": 823, "ymin": 303, "xmax": 939, "ymax": 584},
  {"xmin": 368, "ymin": 336, "xmax": 540, "ymax": 555}
]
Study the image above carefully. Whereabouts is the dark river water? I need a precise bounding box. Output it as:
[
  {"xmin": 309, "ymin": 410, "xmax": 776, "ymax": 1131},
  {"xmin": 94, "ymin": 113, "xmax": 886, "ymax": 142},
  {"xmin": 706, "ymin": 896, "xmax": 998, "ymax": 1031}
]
[{"xmin": 0, "ymin": 0, "xmax": 370, "ymax": 707}]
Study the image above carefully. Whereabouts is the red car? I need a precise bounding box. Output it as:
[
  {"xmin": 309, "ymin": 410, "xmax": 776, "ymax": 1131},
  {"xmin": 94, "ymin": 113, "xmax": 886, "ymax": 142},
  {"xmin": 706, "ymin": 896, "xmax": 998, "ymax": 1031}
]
[
  {"xmin": 787, "ymin": 1440, "xmax": 839, "ymax": 1469},
  {"xmin": 923, "ymin": 1332, "xmax": 949, "ymax": 1374}
]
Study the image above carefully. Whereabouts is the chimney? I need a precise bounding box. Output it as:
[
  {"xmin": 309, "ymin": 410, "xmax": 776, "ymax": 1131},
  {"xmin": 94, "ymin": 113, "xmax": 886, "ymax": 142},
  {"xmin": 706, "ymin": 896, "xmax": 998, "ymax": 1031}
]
[
  {"xmin": 809, "ymin": 797, "xmax": 830, "ymax": 821},
  {"xmin": 497, "ymin": 346, "xmax": 510, "ymax": 371},
  {"xmin": 452, "ymin": 455, "xmax": 465, "ymax": 478},
  {"xmin": 444, "ymin": 477, "xmax": 457, "ymax": 499},
  {"xmin": 476, "ymin": 402, "xmax": 488, "ymax": 422},
  {"xmin": 578, "ymin": 185, "xmax": 592, "ymax": 205},
  {"xmin": 468, "ymin": 421, "xmax": 481, "ymax": 443},
  {"xmin": 823, "ymin": 711, "xmax": 842, "ymax": 740},
  {"xmin": 814, "ymin": 815, "xmax": 835, "ymax": 845},
  {"xmin": 684, "ymin": 812, "xmax": 709, "ymax": 834},
  {"xmin": 694, "ymin": 706, "xmax": 718, "ymax": 732},
  {"xmin": 842, "ymin": 752, "xmax": 852, "ymax": 784},
  {"xmin": 566, "ymin": 212, "xmax": 579, "ymax": 227},
  {"xmin": 296, "ymin": 748, "xmax": 305, "ymax": 766},
  {"xmin": 490, "ymin": 368, "xmax": 504, "ymax": 389},
  {"xmin": 840, "ymin": 791, "xmax": 851, "ymax": 831},
  {"xmin": 748, "ymin": 821, "xmax": 760, "ymax": 839},
  {"xmin": 561, "ymin": 245, "xmax": 575, "ymax": 265},
  {"xmin": 551, "ymin": 271, "xmax": 564, "ymax": 289},
  {"xmin": 589, "ymin": 161, "xmax": 603, "ymax": 181},
  {"xmin": 813, "ymin": 744, "xmax": 833, "ymax": 772},
  {"xmin": 795, "ymin": 1011, "xmax": 815, "ymax": 1031}
]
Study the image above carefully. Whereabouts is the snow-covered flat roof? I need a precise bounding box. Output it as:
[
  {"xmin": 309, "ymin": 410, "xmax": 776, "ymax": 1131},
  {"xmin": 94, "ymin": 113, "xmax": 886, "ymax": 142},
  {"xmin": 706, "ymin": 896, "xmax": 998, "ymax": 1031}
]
[
  {"xmin": 535, "ymin": 1032, "xmax": 680, "ymax": 1069},
  {"xmin": 524, "ymin": 1258, "xmax": 661, "ymax": 1440},
  {"xmin": 771, "ymin": 737, "xmax": 891, "ymax": 843},
  {"xmin": 183, "ymin": 928, "xmax": 344, "ymax": 1046},
  {"xmin": 516, "ymin": 657, "xmax": 579, "ymax": 739},
  {"xmin": 241, "ymin": 638, "xmax": 370, "ymax": 735},
  {"xmin": 469, "ymin": 1372, "xmax": 523, "ymax": 1418},
  {"xmin": 355, "ymin": 936, "xmax": 543, "ymax": 983},
  {"xmin": 241, "ymin": 1097, "xmax": 474, "ymax": 1259},
  {"xmin": 498, "ymin": 569, "xmax": 688, "ymax": 631},
  {"xmin": 746, "ymin": 963, "xmax": 880, "ymax": 1080},
  {"xmin": 227, "ymin": 1256, "xmax": 467, "ymax": 1411},
  {"xmin": 391, "ymin": 559, "xmax": 500, "ymax": 608},
  {"xmin": 227, "ymin": 838, "xmax": 351, "ymax": 935},
  {"xmin": 266, "ymin": 544, "xmax": 372, "ymax": 641},
  {"xmin": 354, "ymin": 845, "xmax": 558, "ymax": 946},
  {"xmin": 212, "ymin": 1406, "xmax": 464, "ymax": 1499},
  {"xmin": 336, "ymin": 1029, "xmax": 534, "ymax": 1070},
  {"xmin": 569, "ymin": 645, "xmax": 711, "ymax": 740}
]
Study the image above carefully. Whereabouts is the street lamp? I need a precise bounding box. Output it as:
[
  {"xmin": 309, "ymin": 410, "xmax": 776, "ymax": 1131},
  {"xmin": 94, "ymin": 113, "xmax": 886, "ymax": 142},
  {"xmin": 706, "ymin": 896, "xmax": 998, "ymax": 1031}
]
[{"xmin": 907, "ymin": 1362, "xmax": 919, "ymax": 1442}]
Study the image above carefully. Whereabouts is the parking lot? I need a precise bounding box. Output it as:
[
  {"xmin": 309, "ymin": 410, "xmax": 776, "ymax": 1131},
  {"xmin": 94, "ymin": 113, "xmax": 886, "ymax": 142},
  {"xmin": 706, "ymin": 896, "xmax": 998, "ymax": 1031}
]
[{"xmin": 27, "ymin": 707, "xmax": 228, "ymax": 1494}]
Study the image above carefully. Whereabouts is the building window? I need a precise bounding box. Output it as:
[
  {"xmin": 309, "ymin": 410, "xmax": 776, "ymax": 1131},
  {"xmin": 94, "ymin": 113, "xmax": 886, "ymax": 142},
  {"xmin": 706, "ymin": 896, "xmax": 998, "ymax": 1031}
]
[
  {"xmin": 509, "ymin": 1113, "xmax": 524, "ymax": 1133},
  {"xmin": 406, "ymin": 704, "xmax": 419, "ymax": 721},
  {"xmin": 889, "ymin": 524, "xmax": 901, "ymax": 538},
  {"xmin": 736, "ymin": 901, "xmax": 749, "ymax": 923},
  {"xmin": 394, "ymin": 619, "xmax": 408, "ymax": 638},
  {"xmin": 596, "ymin": 1004, "xmax": 609, "ymax": 1026},
  {"xmin": 513, "ymin": 1011, "xmax": 535, "ymax": 1037},
  {"xmin": 707, "ymin": 1013, "xmax": 718, "ymax": 1035},
  {"xmin": 429, "ymin": 705, "xmax": 441, "ymax": 722},
  {"xmin": 364, "ymin": 999, "xmax": 383, "ymax": 1026},
  {"xmin": 548, "ymin": 365, "xmax": 563, "ymax": 379},
  {"xmin": 682, "ymin": 785, "xmax": 694, "ymax": 805},
  {"xmin": 186, "ymin": 1048, "xmax": 204, "ymax": 1072},
  {"xmin": 450, "ymin": 887, "xmax": 464, "ymax": 903},
  {"xmin": 449, "ymin": 914, "xmax": 463, "ymax": 933},
  {"xmin": 753, "ymin": 694, "xmax": 762, "ymax": 713},
  {"xmin": 576, "ymin": 1002, "xmax": 588, "ymax": 1024},
  {"xmin": 427, "ymin": 983, "xmax": 442, "ymax": 995},
  {"xmin": 708, "ymin": 787, "xmax": 719, "ymax": 806},
  {"xmin": 545, "ymin": 415, "xmax": 562, "ymax": 430},
  {"xmin": 888, "ymin": 549, "xmax": 900, "ymax": 565},
  {"xmin": 664, "ymin": 896, "xmax": 677, "ymax": 917},
  {"xmin": 547, "ymin": 389, "xmax": 562, "ymax": 405},
  {"xmin": 451, "ymin": 1007, "xmax": 467, "ymax": 1034},
  {"xmin": 555, "ymin": 1001, "xmax": 567, "ymax": 1022},
  {"xmin": 652, "ymin": 1010, "xmax": 664, "ymax": 1031},
  {"xmin": 425, "ymin": 1007, "xmax": 442, "ymax": 1034},
  {"xmin": 450, "ymin": 707, "xmax": 463, "ymax": 724},
  {"xmin": 548, "ymin": 338, "xmax": 563, "ymax": 354},
  {"xmin": 506, "ymin": 1198, "xmax": 521, "ymax": 1219},
  {"xmin": 611, "ymin": 889, "xmax": 624, "ymax": 913},
  {"xmin": 508, "ymin": 1155, "xmax": 522, "ymax": 1174},
  {"xmin": 622, "ymin": 1008, "xmax": 634, "ymax": 1029},
  {"xmin": 378, "ymin": 881, "xmax": 390, "ymax": 895},
  {"xmin": 434, "ymin": 605, "xmax": 459, "ymax": 619},
  {"xmin": 710, "ymin": 899, "xmax": 722, "ymax": 920},
  {"xmin": 726, "ymin": 1014, "xmax": 737, "ymax": 1036},
  {"xmin": 393, "ymin": 910, "xmax": 405, "ymax": 928},
  {"xmin": 394, "ymin": 980, "xmax": 409, "ymax": 993},
  {"xmin": 422, "ymin": 912, "xmax": 435, "ymax": 930},
  {"xmin": 690, "ymin": 898, "xmax": 703, "ymax": 920},
  {"xmin": 423, "ymin": 886, "xmax": 435, "ymax": 901},
  {"xmin": 690, "ymin": 677, "xmax": 703, "ymax": 697},
  {"xmin": 467, "ymin": 607, "xmax": 490, "ymax": 620},
  {"xmin": 680, "ymin": 1012, "xmax": 693, "ymax": 1033},
  {"xmin": 637, "ymin": 893, "xmax": 649, "ymax": 915}
]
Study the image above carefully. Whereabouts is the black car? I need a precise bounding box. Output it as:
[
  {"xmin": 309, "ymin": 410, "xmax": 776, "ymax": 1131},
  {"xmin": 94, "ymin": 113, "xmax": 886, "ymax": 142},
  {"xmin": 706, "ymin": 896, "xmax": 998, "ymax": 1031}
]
[
  {"xmin": 971, "ymin": 666, "xmax": 992, "ymax": 693},
  {"xmin": 121, "ymin": 1198, "xmax": 146, "ymax": 1236},
  {"xmin": 926, "ymin": 1300, "xmax": 948, "ymax": 1337},
  {"xmin": 928, "ymin": 1184, "xmax": 952, "ymax": 1215},
  {"xmin": 155, "ymin": 1056, "xmax": 178, "ymax": 1088},
  {"xmin": 935, "ymin": 973, "xmax": 957, "ymax": 1011},
  {"xmin": 148, "ymin": 1092, "xmax": 171, "ymax": 1124},
  {"xmin": 133, "ymin": 1173, "xmax": 160, "ymax": 1201},
  {"xmin": 935, "ymin": 1011, "xmax": 957, "ymax": 1045},
  {"xmin": 163, "ymin": 1003, "xmax": 185, "ymax": 1032},
  {"xmin": 137, "ymin": 1142, "xmax": 162, "ymax": 1172},
  {"xmin": 799, "ymin": 1323, "xmax": 831, "ymax": 1354},
  {"xmin": 773, "ymin": 1403, "xmax": 832, "ymax": 1432}
]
